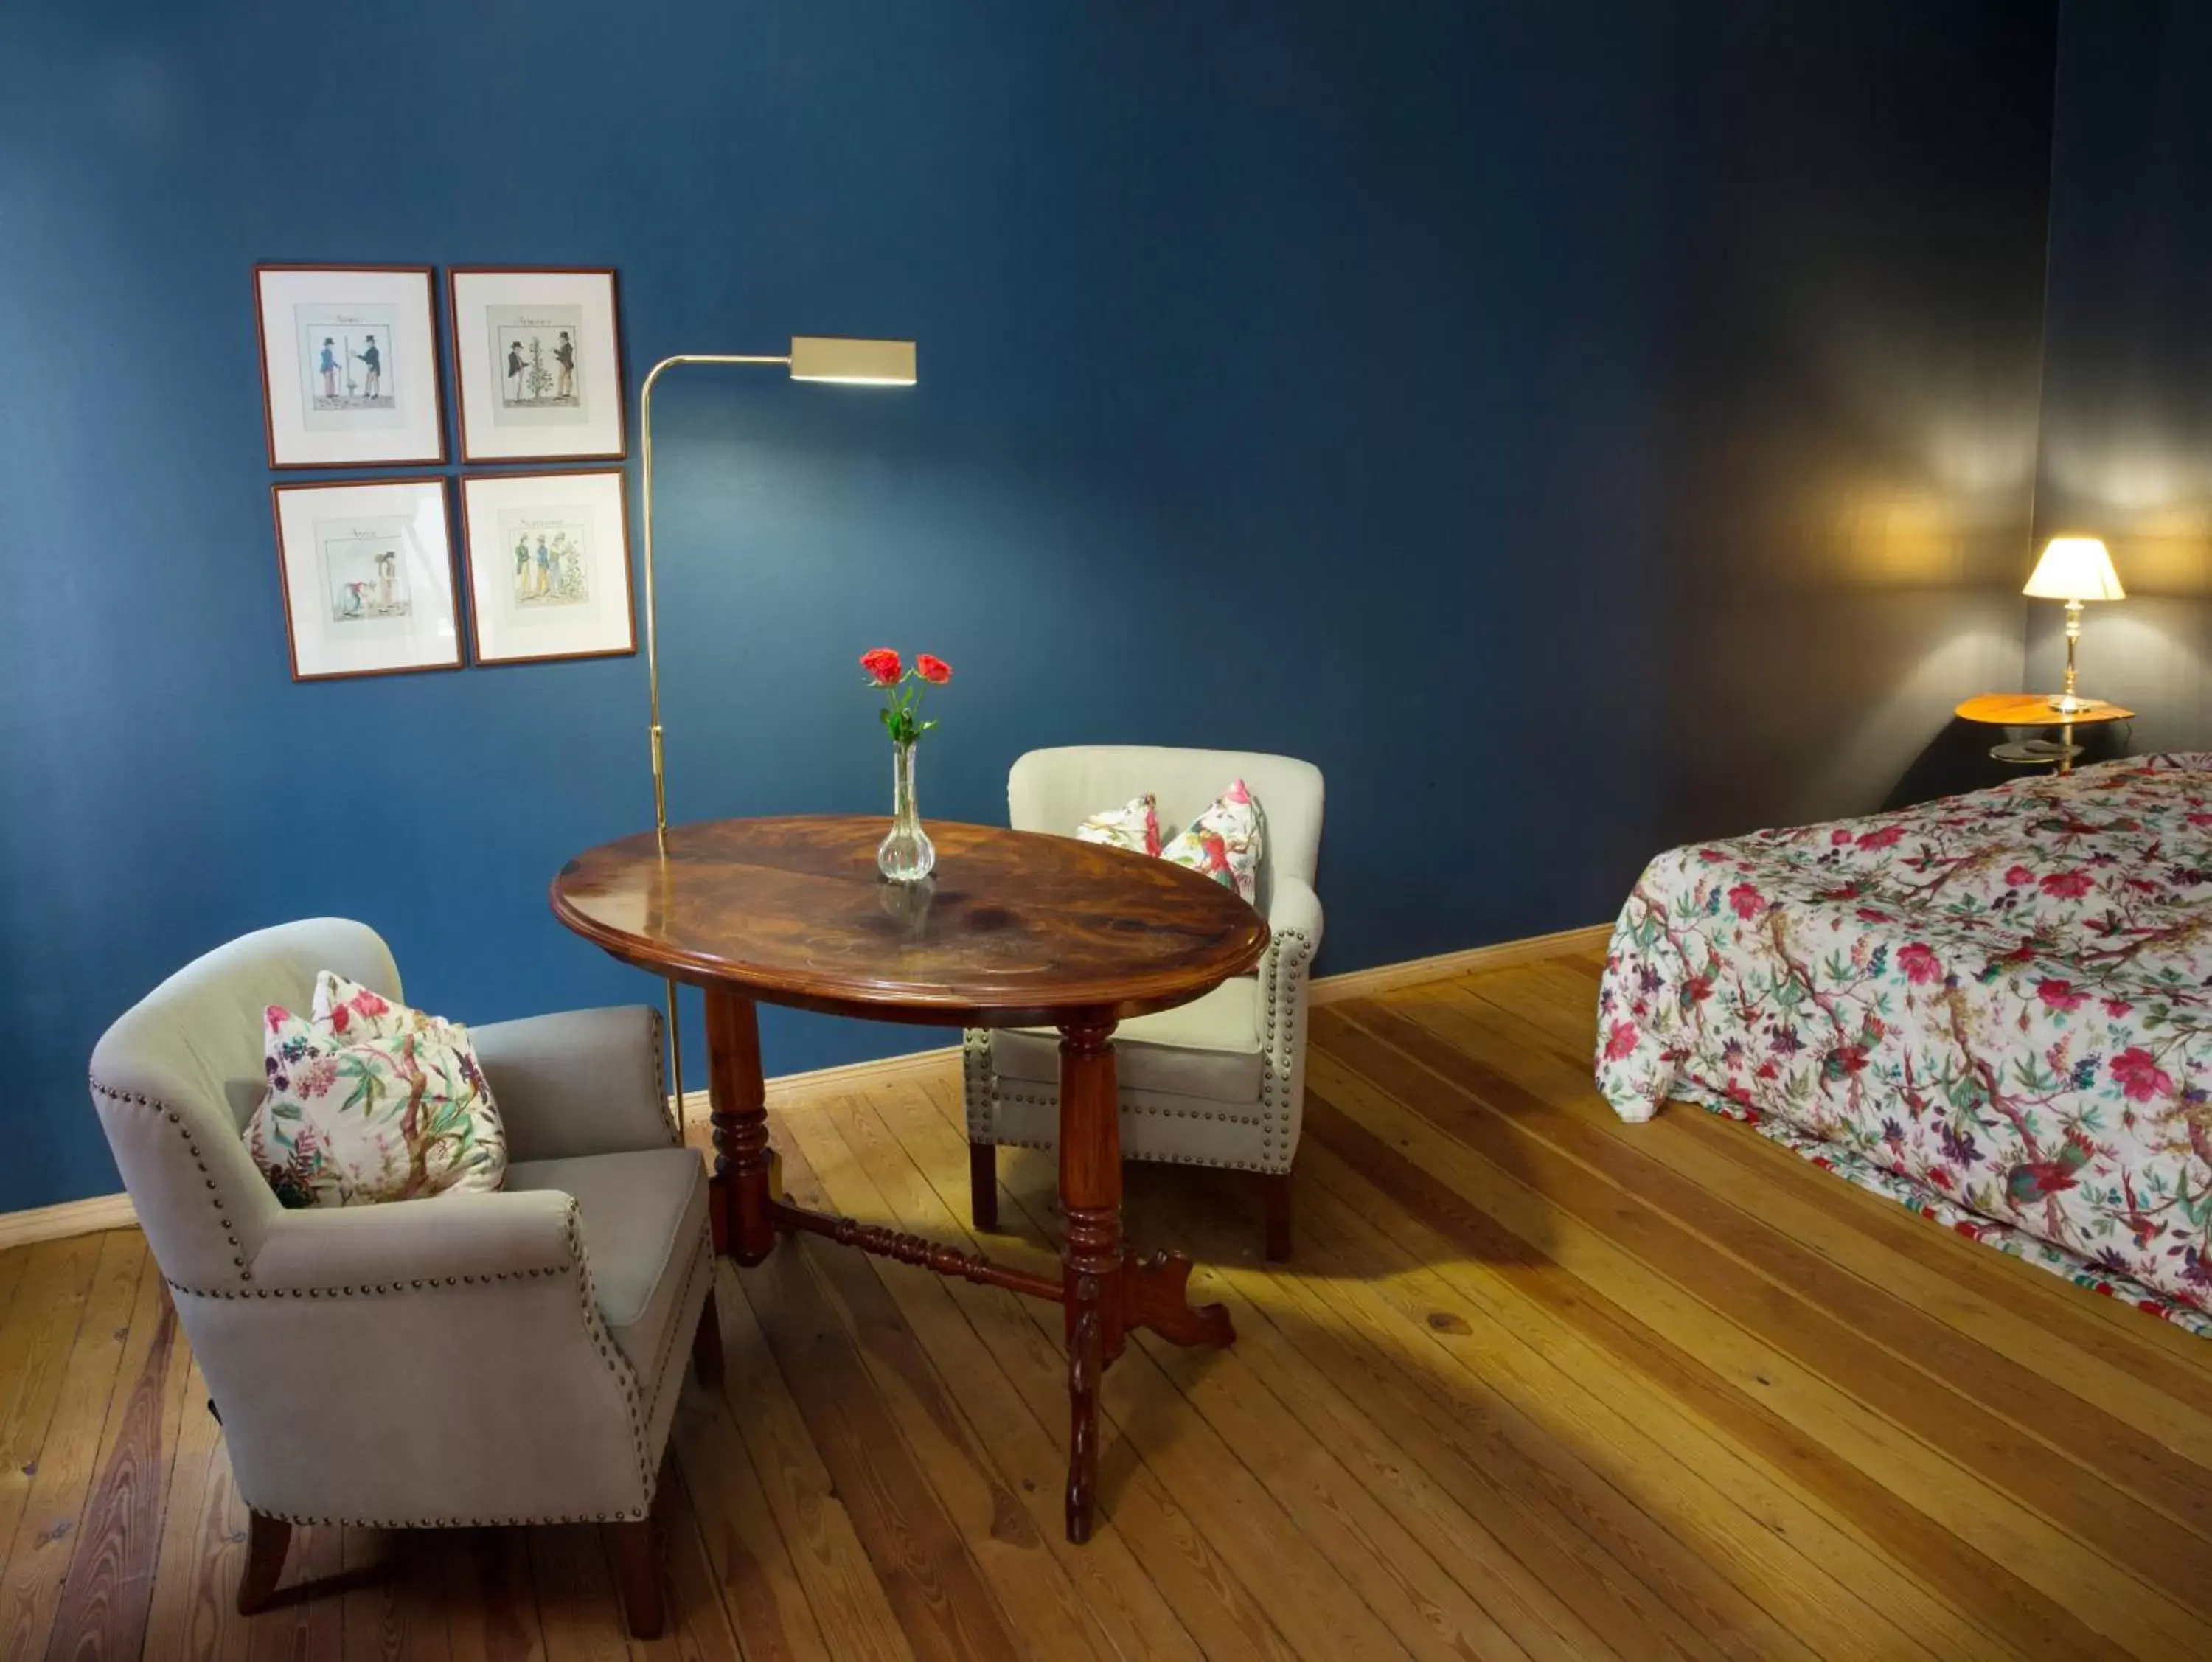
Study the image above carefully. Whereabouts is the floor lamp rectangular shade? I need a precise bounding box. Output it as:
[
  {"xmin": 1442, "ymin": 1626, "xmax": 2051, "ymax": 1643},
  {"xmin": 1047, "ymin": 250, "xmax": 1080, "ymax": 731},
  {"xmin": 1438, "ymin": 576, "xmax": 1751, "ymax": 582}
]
[{"xmin": 788, "ymin": 335, "xmax": 917, "ymax": 385}]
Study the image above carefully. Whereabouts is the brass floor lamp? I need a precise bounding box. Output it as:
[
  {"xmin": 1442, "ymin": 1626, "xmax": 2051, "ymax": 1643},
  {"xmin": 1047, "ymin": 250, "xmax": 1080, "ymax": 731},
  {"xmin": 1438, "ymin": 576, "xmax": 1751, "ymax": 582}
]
[{"xmin": 638, "ymin": 335, "xmax": 918, "ymax": 1108}]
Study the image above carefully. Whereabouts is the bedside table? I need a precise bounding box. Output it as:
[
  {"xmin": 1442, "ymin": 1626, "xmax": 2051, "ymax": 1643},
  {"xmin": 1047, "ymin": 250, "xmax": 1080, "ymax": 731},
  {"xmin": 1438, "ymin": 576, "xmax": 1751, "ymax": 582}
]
[{"xmin": 1955, "ymin": 693, "xmax": 2135, "ymax": 773}]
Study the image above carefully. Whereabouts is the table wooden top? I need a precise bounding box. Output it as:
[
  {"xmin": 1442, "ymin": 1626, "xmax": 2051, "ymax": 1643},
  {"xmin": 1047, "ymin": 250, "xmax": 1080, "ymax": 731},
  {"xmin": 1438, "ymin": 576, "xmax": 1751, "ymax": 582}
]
[
  {"xmin": 1955, "ymin": 692, "xmax": 2135, "ymax": 726},
  {"xmin": 551, "ymin": 816, "xmax": 1270, "ymax": 1028}
]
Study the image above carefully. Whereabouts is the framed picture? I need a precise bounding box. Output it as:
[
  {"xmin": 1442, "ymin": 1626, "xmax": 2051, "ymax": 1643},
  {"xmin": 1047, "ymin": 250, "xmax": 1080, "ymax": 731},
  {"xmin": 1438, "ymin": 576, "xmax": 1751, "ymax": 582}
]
[
  {"xmin": 448, "ymin": 268, "xmax": 626, "ymax": 462},
  {"xmin": 254, "ymin": 265, "xmax": 445, "ymax": 468},
  {"xmin": 271, "ymin": 478, "xmax": 463, "ymax": 681},
  {"xmin": 459, "ymin": 470, "xmax": 636, "ymax": 665}
]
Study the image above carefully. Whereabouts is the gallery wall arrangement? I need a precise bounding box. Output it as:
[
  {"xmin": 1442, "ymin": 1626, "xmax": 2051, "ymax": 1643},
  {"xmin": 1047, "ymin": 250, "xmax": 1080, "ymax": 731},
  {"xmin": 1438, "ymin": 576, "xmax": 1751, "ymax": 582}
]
[
  {"xmin": 1, "ymin": 0, "xmax": 2066, "ymax": 1215},
  {"xmin": 254, "ymin": 263, "xmax": 634, "ymax": 682}
]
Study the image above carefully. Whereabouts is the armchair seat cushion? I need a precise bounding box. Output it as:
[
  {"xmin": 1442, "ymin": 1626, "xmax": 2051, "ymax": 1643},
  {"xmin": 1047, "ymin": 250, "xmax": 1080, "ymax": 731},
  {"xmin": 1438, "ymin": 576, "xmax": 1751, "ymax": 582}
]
[
  {"xmin": 505, "ymin": 1148, "xmax": 708, "ymax": 1379},
  {"xmin": 990, "ymin": 977, "xmax": 1263, "ymax": 1102}
]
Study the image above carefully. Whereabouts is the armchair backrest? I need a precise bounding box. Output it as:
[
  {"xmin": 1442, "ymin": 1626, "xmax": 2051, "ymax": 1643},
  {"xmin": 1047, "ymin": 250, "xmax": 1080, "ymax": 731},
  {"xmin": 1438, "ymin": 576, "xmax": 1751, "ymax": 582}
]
[
  {"xmin": 1007, "ymin": 746, "xmax": 1324, "ymax": 914},
  {"xmin": 88, "ymin": 919, "xmax": 402, "ymax": 1291}
]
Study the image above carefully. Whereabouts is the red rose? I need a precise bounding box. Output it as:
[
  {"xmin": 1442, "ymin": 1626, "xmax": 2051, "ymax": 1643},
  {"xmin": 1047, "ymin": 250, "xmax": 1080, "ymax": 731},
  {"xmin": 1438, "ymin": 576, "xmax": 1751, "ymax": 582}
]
[
  {"xmin": 1727, "ymin": 882, "xmax": 1764, "ymax": 921},
  {"xmin": 915, "ymin": 653, "xmax": 953, "ymax": 684},
  {"xmin": 1856, "ymin": 824, "xmax": 1907, "ymax": 851},
  {"xmin": 1603, "ymin": 1020, "xmax": 1639, "ymax": 1061},
  {"xmin": 1898, "ymin": 942, "xmax": 1940, "ymax": 985},
  {"xmin": 2039, "ymin": 869, "xmax": 2094, "ymax": 900},
  {"xmin": 860, "ymin": 647, "xmax": 902, "ymax": 686},
  {"xmin": 2003, "ymin": 864, "xmax": 2035, "ymax": 887}
]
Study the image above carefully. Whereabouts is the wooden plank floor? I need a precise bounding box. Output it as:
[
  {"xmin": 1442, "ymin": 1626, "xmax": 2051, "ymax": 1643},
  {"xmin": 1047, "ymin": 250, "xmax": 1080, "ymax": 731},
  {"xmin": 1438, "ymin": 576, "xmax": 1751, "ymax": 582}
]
[{"xmin": 8, "ymin": 947, "xmax": 2212, "ymax": 1660}]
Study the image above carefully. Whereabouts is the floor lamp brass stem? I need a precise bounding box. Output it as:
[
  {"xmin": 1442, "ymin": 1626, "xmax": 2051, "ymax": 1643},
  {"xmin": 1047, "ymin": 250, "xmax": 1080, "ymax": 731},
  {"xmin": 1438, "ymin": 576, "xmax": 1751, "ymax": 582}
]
[{"xmin": 639, "ymin": 352, "xmax": 793, "ymax": 1122}]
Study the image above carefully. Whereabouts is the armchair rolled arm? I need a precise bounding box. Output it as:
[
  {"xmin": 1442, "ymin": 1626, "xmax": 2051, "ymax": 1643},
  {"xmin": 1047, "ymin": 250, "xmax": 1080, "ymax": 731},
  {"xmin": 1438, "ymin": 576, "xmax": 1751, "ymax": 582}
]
[
  {"xmin": 1267, "ymin": 876, "xmax": 1324, "ymax": 971},
  {"xmin": 243, "ymin": 1188, "xmax": 582, "ymax": 1292},
  {"xmin": 472, "ymin": 1006, "xmax": 678, "ymax": 1162},
  {"xmin": 185, "ymin": 1188, "xmax": 656, "ymax": 1526},
  {"xmin": 1258, "ymin": 877, "xmax": 1322, "ymax": 1177}
]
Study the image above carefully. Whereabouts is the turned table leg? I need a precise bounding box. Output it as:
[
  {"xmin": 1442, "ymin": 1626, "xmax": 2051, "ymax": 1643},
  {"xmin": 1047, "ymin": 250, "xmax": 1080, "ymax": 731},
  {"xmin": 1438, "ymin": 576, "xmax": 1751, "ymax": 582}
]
[
  {"xmin": 706, "ymin": 989, "xmax": 779, "ymax": 1265},
  {"xmin": 1057, "ymin": 1015, "xmax": 1123, "ymax": 1543},
  {"xmin": 1055, "ymin": 1009, "xmax": 1241, "ymax": 1543}
]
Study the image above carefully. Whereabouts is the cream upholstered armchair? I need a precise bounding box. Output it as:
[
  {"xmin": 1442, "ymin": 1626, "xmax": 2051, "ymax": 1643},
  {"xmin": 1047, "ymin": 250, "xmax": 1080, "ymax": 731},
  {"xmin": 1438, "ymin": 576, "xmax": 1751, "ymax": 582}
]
[
  {"xmin": 87, "ymin": 919, "xmax": 714, "ymax": 1639},
  {"xmin": 964, "ymin": 746, "xmax": 1324, "ymax": 1259}
]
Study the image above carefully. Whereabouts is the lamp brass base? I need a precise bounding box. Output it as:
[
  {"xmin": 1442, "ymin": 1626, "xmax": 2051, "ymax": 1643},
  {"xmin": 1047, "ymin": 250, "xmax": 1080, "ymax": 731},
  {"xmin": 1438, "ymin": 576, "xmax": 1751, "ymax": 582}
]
[{"xmin": 2044, "ymin": 693, "xmax": 2107, "ymax": 716}]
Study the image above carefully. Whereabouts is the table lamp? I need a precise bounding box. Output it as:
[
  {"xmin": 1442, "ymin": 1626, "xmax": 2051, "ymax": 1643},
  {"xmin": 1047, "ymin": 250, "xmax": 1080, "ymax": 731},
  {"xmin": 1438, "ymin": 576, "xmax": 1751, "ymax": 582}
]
[
  {"xmin": 639, "ymin": 335, "xmax": 917, "ymax": 1102},
  {"xmin": 2023, "ymin": 535, "xmax": 2124, "ymax": 714}
]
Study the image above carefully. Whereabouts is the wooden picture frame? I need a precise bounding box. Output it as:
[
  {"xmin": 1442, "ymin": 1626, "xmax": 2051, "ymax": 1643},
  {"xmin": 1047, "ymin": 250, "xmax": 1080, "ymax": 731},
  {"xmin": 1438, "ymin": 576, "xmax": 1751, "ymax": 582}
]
[
  {"xmin": 458, "ymin": 470, "xmax": 638, "ymax": 666},
  {"xmin": 271, "ymin": 477, "xmax": 464, "ymax": 681},
  {"xmin": 253, "ymin": 264, "xmax": 445, "ymax": 468},
  {"xmin": 447, "ymin": 267, "xmax": 627, "ymax": 463}
]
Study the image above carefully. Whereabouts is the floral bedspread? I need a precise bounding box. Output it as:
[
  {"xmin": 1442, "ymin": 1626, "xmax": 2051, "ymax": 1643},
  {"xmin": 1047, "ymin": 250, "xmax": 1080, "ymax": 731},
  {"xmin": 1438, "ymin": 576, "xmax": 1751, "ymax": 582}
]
[{"xmin": 1596, "ymin": 755, "xmax": 2212, "ymax": 1332}]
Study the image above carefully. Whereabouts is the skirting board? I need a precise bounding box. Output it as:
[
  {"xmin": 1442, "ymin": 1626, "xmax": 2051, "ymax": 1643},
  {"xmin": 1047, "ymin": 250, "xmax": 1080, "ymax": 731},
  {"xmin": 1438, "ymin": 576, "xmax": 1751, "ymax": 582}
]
[
  {"xmin": 0, "ymin": 1191, "xmax": 139, "ymax": 1254},
  {"xmin": 1307, "ymin": 921, "xmax": 1613, "ymax": 1004},
  {"xmin": 4, "ymin": 919, "xmax": 1610, "ymax": 1251}
]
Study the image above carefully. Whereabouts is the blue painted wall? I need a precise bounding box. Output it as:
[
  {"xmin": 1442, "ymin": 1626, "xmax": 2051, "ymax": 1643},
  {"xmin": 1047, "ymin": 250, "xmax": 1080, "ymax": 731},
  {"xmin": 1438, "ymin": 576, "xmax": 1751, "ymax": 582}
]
[
  {"xmin": 2028, "ymin": 1, "xmax": 2212, "ymax": 750},
  {"xmin": 0, "ymin": 1, "xmax": 2056, "ymax": 1211}
]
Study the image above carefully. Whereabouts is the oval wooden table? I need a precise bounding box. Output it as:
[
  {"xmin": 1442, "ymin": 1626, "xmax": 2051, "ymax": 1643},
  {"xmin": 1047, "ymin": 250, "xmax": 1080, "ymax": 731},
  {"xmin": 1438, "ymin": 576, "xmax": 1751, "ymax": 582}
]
[{"xmin": 552, "ymin": 815, "xmax": 1270, "ymax": 1542}]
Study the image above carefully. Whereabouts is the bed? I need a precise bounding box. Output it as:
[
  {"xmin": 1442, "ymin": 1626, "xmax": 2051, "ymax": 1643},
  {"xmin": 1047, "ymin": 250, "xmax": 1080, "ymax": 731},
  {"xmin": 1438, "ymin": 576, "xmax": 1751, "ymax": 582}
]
[{"xmin": 1596, "ymin": 753, "xmax": 2212, "ymax": 1333}]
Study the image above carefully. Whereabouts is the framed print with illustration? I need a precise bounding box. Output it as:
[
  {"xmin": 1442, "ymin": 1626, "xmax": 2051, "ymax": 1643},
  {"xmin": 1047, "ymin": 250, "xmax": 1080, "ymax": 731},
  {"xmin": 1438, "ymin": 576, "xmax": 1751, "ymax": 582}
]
[
  {"xmin": 254, "ymin": 265, "xmax": 445, "ymax": 467},
  {"xmin": 448, "ymin": 268, "xmax": 626, "ymax": 462},
  {"xmin": 271, "ymin": 478, "xmax": 463, "ymax": 681},
  {"xmin": 459, "ymin": 470, "xmax": 636, "ymax": 664}
]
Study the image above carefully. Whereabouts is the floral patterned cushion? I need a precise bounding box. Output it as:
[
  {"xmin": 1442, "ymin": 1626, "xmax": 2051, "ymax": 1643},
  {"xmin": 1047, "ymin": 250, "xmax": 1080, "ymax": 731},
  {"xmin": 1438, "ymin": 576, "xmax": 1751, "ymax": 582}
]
[
  {"xmin": 243, "ymin": 973, "xmax": 507, "ymax": 1209},
  {"xmin": 312, "ymin": 971, "xmax": 456, "ymax": 1046},
  {"xmin": 1161, "ymin": 780, "xmax": 1265, "ymax": 903},
  {"xmin": 1074, "ymin": 794, "xmax": 1162, "ymax": 857}
]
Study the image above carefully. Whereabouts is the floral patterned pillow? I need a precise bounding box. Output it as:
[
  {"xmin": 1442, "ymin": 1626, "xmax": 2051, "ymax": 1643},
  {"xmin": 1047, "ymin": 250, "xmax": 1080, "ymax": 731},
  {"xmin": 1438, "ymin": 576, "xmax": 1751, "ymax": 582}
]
[
  {"xmin": 243, "ymin": 975, "xmax": 507, "ymax": 1210},
  {"xmin": 1161, "ymin": 780, "xmax": 1265, "ymax": 903},
  {"xmin": 1074, "ymin": 794, "xmax": 1162, "ymax": 857},
  {"xmin": 313, "ymin": 972, "xmax": 456, "ymax": 1046}
]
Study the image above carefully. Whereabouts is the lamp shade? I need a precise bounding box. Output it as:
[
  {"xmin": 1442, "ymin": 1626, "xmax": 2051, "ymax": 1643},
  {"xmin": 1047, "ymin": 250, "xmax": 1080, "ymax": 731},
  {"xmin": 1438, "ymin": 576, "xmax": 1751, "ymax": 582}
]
[
  {"xmin": 2023, "ymin": 536, "xmax": 2124, "ymax": 601},
  {"xmin": 788, "ymin": 336, "xmax": 917, "ymax": 386}
]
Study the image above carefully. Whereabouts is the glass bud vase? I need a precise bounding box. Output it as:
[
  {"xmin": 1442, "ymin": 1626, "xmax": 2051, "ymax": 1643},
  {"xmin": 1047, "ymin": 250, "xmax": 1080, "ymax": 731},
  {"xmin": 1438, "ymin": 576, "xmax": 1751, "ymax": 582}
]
[{"xmin": 877, "ymin": 738, "xmax": 936, "ymax": 883}]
